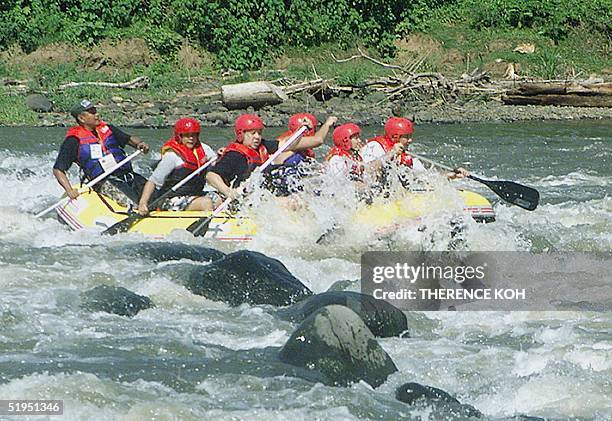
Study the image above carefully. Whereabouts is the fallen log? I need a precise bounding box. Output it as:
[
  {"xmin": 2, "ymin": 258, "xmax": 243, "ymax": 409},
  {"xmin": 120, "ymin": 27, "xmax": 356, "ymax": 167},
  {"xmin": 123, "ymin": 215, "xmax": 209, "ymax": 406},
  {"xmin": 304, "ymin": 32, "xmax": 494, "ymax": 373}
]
[
  {"xmin": 59, "ymin": 76, "xmax": 149, "ymax": 90},
  {"xmin": 221, "ymin": 81, "xmax": 288, "ymax": 110},
  {"xmin": 506, "ymin": 82, "xmax": 612, "ymax": 96},
  {"xmin": 502, "ymin": 94, "xmax": 612, "ymax": 107},
  {"xmin": 503, "ymin": 82, "xmax": 612, "ymax": 107}
]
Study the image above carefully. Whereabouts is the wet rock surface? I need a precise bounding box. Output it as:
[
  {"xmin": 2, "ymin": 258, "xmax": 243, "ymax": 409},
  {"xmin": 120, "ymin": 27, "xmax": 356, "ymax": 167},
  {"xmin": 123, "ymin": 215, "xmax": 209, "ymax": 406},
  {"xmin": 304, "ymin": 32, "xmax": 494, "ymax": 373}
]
[
  {"xmin": 277, "ymin": 291, "xmax": 408, "ymax": 338},
  {"xmin": 279, "ymin": 305, "xmax": 398, "ymax": 387},
  {"xmin": 184, "ymin": 250, "xmax": 312, "ymax": 306},
  {"xmin": 395, "ymin": 382, "xmax": 483, "ymax": 419},
  {"xmin": 80, "ymin": 285, "xmax": 153, "ymax": 317},
  {"xmin": 120, "ymin": 242, "xmax": 225, "ymax": 263}
]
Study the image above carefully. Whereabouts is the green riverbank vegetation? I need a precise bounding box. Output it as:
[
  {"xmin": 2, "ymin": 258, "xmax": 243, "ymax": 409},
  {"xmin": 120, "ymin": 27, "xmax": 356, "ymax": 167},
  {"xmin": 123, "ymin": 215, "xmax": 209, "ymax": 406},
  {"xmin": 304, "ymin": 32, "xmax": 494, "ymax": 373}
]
[{"xmin": 1, "ymin": 0, "xmax": 610, "ymax": 124}]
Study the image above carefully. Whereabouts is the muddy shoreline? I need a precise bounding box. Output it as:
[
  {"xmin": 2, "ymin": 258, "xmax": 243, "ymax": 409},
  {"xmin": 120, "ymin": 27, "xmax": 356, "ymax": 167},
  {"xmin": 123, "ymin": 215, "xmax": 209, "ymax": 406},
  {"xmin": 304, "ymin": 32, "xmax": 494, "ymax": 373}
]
[{"xmin": 16, "ymin": 88, "xmax": 612, "ymax": 128}]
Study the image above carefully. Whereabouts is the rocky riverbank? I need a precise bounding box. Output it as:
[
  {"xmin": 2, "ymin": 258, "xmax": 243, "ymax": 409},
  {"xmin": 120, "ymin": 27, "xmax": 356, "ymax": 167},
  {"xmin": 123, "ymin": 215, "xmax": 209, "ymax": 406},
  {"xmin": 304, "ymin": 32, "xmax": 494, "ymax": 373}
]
[{"xmin": 16, "ymin": 87, "xmax": 612, "ymax": 128}]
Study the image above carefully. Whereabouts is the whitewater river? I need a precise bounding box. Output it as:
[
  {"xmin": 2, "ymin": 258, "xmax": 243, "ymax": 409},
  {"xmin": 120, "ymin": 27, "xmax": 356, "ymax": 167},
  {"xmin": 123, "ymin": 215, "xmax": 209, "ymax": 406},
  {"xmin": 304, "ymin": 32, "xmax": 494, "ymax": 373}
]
[{"xmin": 0, "ymin": 121, "xmax": 610, "ymax": 420}]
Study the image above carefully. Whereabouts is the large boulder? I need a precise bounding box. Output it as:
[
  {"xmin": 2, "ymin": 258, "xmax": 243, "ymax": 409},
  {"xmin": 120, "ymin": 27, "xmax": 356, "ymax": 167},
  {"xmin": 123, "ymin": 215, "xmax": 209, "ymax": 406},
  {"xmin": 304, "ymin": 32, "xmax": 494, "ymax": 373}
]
[
  {"xmin": 80, "ymin": 285, "xmax": 153, "ymax": 317},
  {"xmin": 279, "ymin": 305, "xmax": 397, "ymax": 387},
  {"xmin": 121, "ymin": 243, "xmax": 225, "ymax": 263},
  {"xmin": 184, "ymin": 250, "xmax": 312, "ymax": 306},
  {"xmin": 277, "ymin": 291, "xmax": 408, "ymax": 338},
  {"xmin": 395, "ymin": 382, "xmax": 482, "ymax": 419},
  {"xmin": 25, "ymin": 94, "xmax": 53, "ymax": 112}
]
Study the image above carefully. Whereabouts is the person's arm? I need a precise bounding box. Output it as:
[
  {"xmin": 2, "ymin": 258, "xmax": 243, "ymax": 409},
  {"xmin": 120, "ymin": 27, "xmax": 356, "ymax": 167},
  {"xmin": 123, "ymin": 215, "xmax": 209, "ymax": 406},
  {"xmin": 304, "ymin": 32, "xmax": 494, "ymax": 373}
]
[
  {"xmin": 201, "ymin": 144, "xmax": 218, "ymax": 162},
  {"xmin": 137, "ymin": 153, "xmax": 181, "ymax": 214},
  {"xmin": 206, "ymin": 172, "xmax": 241, "ymax": 200},
  {"xmin": 288, "ymin": 116, "xmax": 338, "ymax": 151},
  {"xmin": 109, "ymin": 125, "xmax": 149, "ymax": 153},
  {"xmin": 53, "ymin": 168, "xmax": 80, "ymax": 199},
  {"xmin": 205, "ymin": 152, "xmax": 247, "ymax": 200},
  {"xmin": 52, "ymin": 137, "xmax": 80, "ymax": 199},
  {"xmin": 447, "ymin": 167, "xmax": 469, "ymax": 180},
  {"xmin": 138, "ymin": 181, "xmax": 156, "ymax": 214},
  {"xmin": 148, "ymin": 153, "xmax": 182, "ymax": 188},
  {"xmin": 128, "ymin": 135, "xmax": 150, "ymax": 153}
]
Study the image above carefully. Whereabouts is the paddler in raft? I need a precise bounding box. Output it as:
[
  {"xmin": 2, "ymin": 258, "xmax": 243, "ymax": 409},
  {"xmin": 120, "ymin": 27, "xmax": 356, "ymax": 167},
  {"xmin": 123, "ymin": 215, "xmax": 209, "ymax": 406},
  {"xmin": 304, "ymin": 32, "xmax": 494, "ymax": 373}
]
[
  {"xmin": 362, "ymin": 116, "xmax": 469, "ymax": 182},
  {"xmin": 53, "ymin": 99, "xmax": 150, "ymax": 206},
  {"xmin": 274, "ymin": 113, "xmax": 336, "ymax": 165},
  {"xmin": 324, "ymin": 122, "xmax": 382, "ymax": 202},
  {"xmin": 206, "ymin": 114, "xmax": 327, "ymax": 202},
  {"xmin": 137, "ymin": 118, "xmax": 218, "ymax": 214},
  {"xmin": 325, "ymin": 122, "xmax": 369, "ymax": 180},
  {"xmin": 264, "ymin": 113, "xmax": 337, "ymax": 197}
]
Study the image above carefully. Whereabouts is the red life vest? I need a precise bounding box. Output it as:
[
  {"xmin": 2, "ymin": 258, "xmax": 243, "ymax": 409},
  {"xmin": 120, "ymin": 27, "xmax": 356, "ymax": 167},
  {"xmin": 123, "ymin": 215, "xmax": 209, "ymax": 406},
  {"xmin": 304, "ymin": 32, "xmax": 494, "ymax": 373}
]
[
  {"xmin": 158, "ymin": 137, "xmax": 208, "ymax": 197},
  {"xmin": 325, "ymin": 147, "xmax": 363, "ymax": 175},
  {"xmin": 67, "ymin": 122, "xmax": 130, "ymax": 178},
  {"xmin": 224, "ymin": 142, "xmax": 270, "ymax": 165},
  {"xmin": 161, "ymin": 137, "xmax": 207, "ymax": 169},
  {"xmin": 368, "ymin": 135, "xmax": 413, "ymax": 167}
]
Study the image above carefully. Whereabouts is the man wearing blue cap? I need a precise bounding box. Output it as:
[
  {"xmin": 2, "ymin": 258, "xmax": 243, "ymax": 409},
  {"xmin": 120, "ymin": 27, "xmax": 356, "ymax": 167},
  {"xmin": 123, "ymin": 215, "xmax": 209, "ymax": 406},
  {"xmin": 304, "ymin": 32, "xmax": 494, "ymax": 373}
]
[{"xmin": 53, "ymin": 99, "xmax": 150, "ymax": 205}]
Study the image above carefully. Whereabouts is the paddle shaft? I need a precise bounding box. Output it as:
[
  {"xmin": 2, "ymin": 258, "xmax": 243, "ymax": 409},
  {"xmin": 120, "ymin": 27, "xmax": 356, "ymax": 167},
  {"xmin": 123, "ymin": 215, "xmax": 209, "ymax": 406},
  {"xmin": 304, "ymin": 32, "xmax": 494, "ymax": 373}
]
[
  {"xmin": 102, "ymin": 156, "xmax": 218, "ymax": 235},
  {"xmin": 190, "ymin": 125, "xmax": 309, "ymax": 234},
  {"xmin": 409, "ymin": 151, "xmax": 539, "ymax": 210},
  {"xmin": 35, "ymin": 150, "xmax": 142, "ymax": 218},
  {"xmin": 148, "ymin": 156, "xmax": 218, "ymax": 209}
]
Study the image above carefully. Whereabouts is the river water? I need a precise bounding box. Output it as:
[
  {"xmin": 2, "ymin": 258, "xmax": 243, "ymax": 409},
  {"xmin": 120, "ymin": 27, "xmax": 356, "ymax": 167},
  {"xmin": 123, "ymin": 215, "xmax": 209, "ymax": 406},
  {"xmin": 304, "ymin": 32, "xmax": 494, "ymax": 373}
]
[{"xmin": 0, "ymin": 121, "xmax": 610, "ymax": 420}]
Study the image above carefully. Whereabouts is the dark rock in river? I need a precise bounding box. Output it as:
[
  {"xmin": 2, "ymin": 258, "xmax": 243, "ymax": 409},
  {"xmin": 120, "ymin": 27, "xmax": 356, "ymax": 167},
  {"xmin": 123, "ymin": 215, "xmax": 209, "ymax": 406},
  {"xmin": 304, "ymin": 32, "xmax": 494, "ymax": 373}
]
[
  {"xmin": 277, "ymin": 291, "xmax": 408, "ymax": 338},
  {"xmin": 279, "ymin": 305, "xmax": 398, "ymax": 387},
  {"xmin": 185, "ymin": 250, "xmax": 312, "ymax": 306},
  {"xmin": 121, "ymin": 242, "xmax": 225, "ymax": 263},
  {"xmin": 80, "ymin": 285, "xmax": 153, "ymax": 317},
  {"xmin": 25, "ymin": 94, "xmax": 53, "ymax": 112},
  {"xmin": 395, "ymin": 382, "xmax": 483, "ymax": 419}
]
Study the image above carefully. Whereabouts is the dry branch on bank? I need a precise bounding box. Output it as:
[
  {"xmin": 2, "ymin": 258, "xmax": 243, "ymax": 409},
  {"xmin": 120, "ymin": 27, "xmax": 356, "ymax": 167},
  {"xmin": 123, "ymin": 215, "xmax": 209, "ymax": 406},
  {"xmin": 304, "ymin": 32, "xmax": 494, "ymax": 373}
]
[{"xmin": 59, "ymin": 76, "xmax": 150, "ymax": 90}]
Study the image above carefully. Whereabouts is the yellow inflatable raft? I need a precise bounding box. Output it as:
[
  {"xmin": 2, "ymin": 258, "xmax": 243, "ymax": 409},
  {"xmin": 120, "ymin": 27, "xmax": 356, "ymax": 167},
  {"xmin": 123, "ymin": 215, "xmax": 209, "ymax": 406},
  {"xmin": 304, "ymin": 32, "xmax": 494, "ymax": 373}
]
[
  {"xmin": 55, "ymin": 188, "xmax": 256, "ymax": 241},
  {"xmin": 55, "ymin": 187, "xmax": 494, "ymax": 241},
  {"xmin": 353, "ymin": 189, "xmax": 495, "ymax": 226}
]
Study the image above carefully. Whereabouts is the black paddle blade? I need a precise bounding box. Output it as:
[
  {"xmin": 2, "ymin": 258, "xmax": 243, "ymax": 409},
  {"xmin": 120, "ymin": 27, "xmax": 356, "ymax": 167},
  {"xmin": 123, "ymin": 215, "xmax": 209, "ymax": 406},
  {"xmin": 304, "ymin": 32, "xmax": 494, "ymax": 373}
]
[
  {"xmin": 102, "ymin": 214, "xmax": 142, "ymax": 235},
  {"xmin": 470, "ymin": 175, "xmax": 539, "ymax": 211},
  {"xmin": 187, "ymin": 217, "xmax": 212, "ymax": 237}
]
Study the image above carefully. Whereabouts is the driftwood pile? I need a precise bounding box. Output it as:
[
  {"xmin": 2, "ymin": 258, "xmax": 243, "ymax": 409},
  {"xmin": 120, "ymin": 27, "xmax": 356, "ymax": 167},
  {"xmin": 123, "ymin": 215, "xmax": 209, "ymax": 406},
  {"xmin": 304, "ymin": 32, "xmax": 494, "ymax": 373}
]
[
  {"xmin": 219, "ymin": 49, "xmax": 610, "ymax": 109},
  {"xmin": 3, "ymin": 49, "xmax": 610, "ymax": 110}
]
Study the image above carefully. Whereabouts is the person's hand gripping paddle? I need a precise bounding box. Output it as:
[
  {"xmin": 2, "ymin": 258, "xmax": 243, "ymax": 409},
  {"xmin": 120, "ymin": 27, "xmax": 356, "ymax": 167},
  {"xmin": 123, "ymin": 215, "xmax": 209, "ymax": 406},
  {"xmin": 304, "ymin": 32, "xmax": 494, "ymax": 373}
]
[
  {"xmin": 35, "ymin": 150, "xmax": 142, "ymax": 219},
  {"xmin": 102, "ymin": 156, "xmax": 218, "ymax": 235},
  {"xmin": 188, "ymin": 125, "xmax": 309, "ymax": 236}
]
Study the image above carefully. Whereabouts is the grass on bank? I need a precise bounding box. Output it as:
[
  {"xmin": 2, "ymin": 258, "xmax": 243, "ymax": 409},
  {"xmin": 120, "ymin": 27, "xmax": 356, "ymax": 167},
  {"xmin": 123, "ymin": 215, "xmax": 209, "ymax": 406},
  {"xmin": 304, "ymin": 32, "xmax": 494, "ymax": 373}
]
[{"xmin": 0, "ymin": 19, "xmax": 610, "ymax": 125}]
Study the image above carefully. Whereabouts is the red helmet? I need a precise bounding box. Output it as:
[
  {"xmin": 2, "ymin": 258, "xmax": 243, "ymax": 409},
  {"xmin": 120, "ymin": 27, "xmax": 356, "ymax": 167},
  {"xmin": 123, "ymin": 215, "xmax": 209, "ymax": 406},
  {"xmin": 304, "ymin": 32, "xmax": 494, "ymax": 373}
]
[
  {"xmin": 332, "ymin": 123, "xmax": 361, "ymax": 151},
  {"xmin": 174, "ymin": 117, "xmax": 201, "ymax": 136},
  {"xmin": 384, "ymin": 117, "xmax": 414, "ymax": 139},
  {"xmin": 288, "ymin": 113, "xmax": 317, "ymax": 136},
  {"xmin": 235, "ymin": 114, "xmax": 264, "ymax": 142}
]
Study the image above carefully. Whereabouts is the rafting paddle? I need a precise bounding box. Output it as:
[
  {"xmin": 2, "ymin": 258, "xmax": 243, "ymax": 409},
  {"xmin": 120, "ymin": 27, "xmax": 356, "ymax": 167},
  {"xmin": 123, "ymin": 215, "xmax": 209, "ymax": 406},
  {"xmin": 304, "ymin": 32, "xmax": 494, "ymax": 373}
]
[
  {"xmin": 188, "ymin": 125, "xmax": 309, "ymax": 236},
  {"xmin": 35, "ymin": 150, "xmax": 142, "ymax": 218},
  {"xmin": 102, "ymin": 156, "xmax": 218, "ymax": 235},
  {"xmin": 316, "ymin": 149, "xmax": 541, "ymax": 244},
  {"xmin": 410, "ymin": 152, "xmax": 540, "ymax": 211}
]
